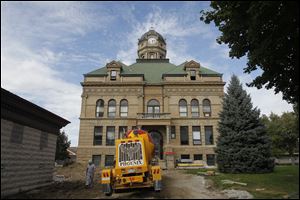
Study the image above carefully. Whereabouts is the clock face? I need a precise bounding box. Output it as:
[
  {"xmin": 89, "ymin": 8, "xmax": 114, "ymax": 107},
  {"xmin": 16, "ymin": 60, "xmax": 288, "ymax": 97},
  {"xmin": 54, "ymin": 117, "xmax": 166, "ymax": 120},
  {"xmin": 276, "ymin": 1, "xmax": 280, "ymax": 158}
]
[{"xmin": 148, "ymin": 37, "xmax": 157, "ymax": 44}]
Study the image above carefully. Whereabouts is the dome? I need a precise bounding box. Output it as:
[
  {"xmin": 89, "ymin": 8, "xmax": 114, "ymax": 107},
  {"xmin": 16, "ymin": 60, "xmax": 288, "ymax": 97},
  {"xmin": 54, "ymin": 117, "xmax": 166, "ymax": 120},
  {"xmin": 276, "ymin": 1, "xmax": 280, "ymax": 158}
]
[
  {"xmin": 139, "ymin": 29, "xmax": 166, "ymax": 44},
  {"xmin": 137, "ymin": 28, "xmax": 167, "ymax": 59}
]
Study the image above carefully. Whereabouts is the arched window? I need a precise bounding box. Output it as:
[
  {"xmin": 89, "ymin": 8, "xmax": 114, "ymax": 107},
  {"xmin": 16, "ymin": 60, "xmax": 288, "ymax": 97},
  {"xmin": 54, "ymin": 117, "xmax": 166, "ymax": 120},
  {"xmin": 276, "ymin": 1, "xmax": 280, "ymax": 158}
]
[
  {"xmin": 203, "ymin": 99, "xmax": 211, "ymax": 117},
  {"xmin": 179, "ymin": 99, "xmax": 187, "ymax": 117},
  {"xmin": 150, "ymin": 53, "xmax": 155, "ymax": 59},
  {"xmin": 146, "ymin": 99, "xmax": 160, "ymax": 118},
  {"xmin": 147, "ymin": 99, "xmax": 160, "ymax": 113},
  {"xmin": 120, "ymin": 99, "xmax": 128, "ymax": 117},
  {"xmin": 108, "ymin": 99, "xmax": 116, "ymax": 117},
  {"xmin": 191, "ymin": 99, "xmax": 199, "ymax": 117},
  {"xmin": 96, "ymin": 99, "xmax": 104, "ymax": 117}
]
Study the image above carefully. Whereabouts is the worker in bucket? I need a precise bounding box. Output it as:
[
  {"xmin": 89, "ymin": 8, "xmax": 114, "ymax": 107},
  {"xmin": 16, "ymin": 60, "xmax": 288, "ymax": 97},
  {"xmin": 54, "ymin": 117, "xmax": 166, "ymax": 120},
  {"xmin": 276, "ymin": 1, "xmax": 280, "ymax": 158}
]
[{"xmin": 86, "ymin": 160, "xmax": 96, "ymax": 188}]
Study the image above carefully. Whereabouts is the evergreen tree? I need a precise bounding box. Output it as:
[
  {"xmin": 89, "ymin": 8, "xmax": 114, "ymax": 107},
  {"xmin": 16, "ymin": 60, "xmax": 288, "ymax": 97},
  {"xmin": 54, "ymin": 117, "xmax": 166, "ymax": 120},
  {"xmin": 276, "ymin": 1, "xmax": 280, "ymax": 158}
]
[
  {"xmin": 217, "ymin": 75, "xmax": 274, "ymax": 173},
  {"xmin": 55, "ymin": 130, "xmax": 71, "ymax": 161}
]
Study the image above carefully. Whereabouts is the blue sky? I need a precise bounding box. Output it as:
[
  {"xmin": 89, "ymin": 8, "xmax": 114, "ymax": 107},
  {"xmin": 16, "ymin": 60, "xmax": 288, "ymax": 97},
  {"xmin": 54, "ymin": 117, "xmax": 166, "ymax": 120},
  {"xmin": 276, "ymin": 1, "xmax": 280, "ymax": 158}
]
[{"xmin": 1, "ymin": 1, "xmax": 293, "ymax": 146}]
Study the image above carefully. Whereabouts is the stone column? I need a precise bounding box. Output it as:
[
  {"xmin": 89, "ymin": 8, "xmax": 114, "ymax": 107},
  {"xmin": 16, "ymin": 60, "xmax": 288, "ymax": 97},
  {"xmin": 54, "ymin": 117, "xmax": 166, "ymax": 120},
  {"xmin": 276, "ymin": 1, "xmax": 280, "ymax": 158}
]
[{"xmin": 166, "ymin": 125, "xmax": 170, "ymax": 144}]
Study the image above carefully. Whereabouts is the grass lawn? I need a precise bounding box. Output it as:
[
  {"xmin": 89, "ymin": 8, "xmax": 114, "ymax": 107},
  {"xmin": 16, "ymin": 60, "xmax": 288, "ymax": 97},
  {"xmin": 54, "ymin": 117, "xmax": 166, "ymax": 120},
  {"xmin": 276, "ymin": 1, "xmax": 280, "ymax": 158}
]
[{"xmin": 186, "ymin": 165, "xmax": 299, "ymax": 199}]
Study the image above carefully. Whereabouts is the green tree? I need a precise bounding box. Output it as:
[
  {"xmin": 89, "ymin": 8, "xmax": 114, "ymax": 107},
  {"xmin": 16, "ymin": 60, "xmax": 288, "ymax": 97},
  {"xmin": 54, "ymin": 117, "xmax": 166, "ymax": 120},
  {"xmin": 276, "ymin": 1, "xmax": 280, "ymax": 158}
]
[
  {"xmin": 262, "ymin": 112, "xmax": 298, "ymax": 164},
  {"xmin": 200, "ymin": 1, "xmax": 299, "ymax": 104},
  {"xmin": 55, "ymin": 130, "xmax": 71, "ymax": 161},
  {"xmin": 217, "ymin": 75, "xmax": 274, "ymax": 173},
  {"xmin": 293, "ymin": 102, "xmax": 299, "ymax": 137}
]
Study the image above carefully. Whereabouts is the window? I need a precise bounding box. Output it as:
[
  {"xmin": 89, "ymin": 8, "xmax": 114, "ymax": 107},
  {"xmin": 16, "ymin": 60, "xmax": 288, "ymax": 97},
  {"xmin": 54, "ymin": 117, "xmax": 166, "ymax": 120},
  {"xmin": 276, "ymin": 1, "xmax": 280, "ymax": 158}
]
[
  {"xmin": 171, "ymin": 126, "xmax": 176, "ymax": 139},
  {"xmin": 194, "ymin": 154, "xmax": 203, "ymax": 161},
  {"xmin": 179, "ymin": 99, "xmax": 187, "ymax": 117},
  {"xmin": 40, "ymin": 131, "xmax": 48, "ymax": 150},
  {"xmin": 96, "ymin": 99, "xmax": 104, "ymax": 117},
  {"xmin": 181, "ymin": 154, "xmax": 190, "ymax": 159},
  {"xmin": 206, "ymin": 154, "xmax": 215, "ymax": 166},
  {"xmin": 203, "ymin": 99, "xmax": 211, "ymax": 117},
  {"xmin": 147, "ymin": 99, "xmax": 160, "ymax": 115},
  {"xmin": 106, "ymin": 126, "xmax": 115, "ymax": 146},
  {"xmin": 120, "ymin": 99, "xmax": 128, "ymax": 117},
  {"xmin": 191, "ymin": 99, "xmax": 199, "ymax": 117},
  {"xmin": 190, "ymin": 70, "xmax": 196, "ymax": 80},
  {"xmin": 10, "ymin": 123, "xmax": 24, "ymax": 144},
  {"xmin": 150, "ymin": 54, "xmax": 155, "ymax": 59},
  {"xmin": 92, "ymin": 155, "xmax": 101, "ymax": 167},
  {"xmin": 105, "ymin": 155, "xmax": 114, "ymax": 167},
  {"xmin": 94, "ymin": 126, "xmax": 103, "ymax": 145},
  {"xmin": 118, "ymin": 126, "xmax": 127, "ymax": 139},
  {"xmin": 205, "ymin": 126, "xmax": 214, "ymax": 145},
  {"xmin": 180, "ymin": 126, "xmax": 189, "ymax": 145},
  {"xmin": 192, "ymin": 126, "xmax": 201, "ymax": 145},
  {"xmin": 108, "ymin": 99, "xmax": 116, "ymax": 117},
  {"xmin": 110, "ymin": 70, "xmax": 116, "ymax": 80}
]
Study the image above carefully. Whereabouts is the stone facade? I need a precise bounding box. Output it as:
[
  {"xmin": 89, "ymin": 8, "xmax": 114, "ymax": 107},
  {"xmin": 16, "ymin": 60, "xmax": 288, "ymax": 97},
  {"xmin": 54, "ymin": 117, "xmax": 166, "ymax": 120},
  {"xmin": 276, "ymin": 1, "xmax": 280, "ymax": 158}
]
[{"xmin": 77, "ymin": 30, "xmax": 225, "ymax": 169}]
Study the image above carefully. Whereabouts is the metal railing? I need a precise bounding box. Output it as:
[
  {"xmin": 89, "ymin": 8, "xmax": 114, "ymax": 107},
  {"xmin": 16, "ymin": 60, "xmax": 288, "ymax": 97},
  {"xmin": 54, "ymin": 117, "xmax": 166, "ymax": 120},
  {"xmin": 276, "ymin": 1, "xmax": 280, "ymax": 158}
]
[{"xmin": 137, "ymin": 113, "xmax": 171, "ymax": 119}]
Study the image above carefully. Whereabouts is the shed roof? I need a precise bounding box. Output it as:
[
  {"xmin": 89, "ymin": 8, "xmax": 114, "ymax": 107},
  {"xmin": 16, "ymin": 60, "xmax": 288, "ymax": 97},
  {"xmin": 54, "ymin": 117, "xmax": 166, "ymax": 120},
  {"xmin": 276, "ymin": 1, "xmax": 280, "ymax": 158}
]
[{"xmin": 1, "ymin": 88, "xmax": 70, "ymax": 134}]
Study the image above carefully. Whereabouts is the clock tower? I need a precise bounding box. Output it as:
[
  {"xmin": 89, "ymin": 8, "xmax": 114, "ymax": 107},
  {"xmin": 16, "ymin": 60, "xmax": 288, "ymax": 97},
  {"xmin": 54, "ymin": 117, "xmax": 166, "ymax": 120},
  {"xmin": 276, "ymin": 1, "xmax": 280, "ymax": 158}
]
[{"xmin": 137, "ymin": 28, "xmax": 167, "ymax": 59}]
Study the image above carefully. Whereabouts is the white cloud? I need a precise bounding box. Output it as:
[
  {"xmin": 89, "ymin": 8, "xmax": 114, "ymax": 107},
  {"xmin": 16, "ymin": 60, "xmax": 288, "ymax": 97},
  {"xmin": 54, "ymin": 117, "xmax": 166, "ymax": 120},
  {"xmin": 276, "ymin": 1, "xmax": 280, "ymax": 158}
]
[
  {"xmin": 1, "ymin": 2, "xmax": 112, "ymax": 44},
  {"xmin": 2, "ymin": 1, "xmax": 293, "ymax": 147},
  {"xmin": 210, "ymin": 42, "xmax": 231, "ymax": 60},
  {"xmin": 0, "ymin": 2, "xmax": 111, "ymax": 146},
  {"xmin": 234, "ymin": 74, "xmax": 293, "ymax": 116},
  {"xmin": 116, "ymin": 6, "xmax": 213, "ymax": 65},
  {"xmin": 1, "ymin": 43, "xmax": 82, "ymax": 146}
]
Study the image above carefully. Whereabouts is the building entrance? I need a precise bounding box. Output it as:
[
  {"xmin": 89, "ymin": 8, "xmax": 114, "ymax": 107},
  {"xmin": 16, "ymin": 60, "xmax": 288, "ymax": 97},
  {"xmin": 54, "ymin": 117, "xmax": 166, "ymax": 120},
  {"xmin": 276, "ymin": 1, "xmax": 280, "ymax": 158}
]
[{"xmin": 148, "ymin": 130, "xmax": 163, "ymax": 159}]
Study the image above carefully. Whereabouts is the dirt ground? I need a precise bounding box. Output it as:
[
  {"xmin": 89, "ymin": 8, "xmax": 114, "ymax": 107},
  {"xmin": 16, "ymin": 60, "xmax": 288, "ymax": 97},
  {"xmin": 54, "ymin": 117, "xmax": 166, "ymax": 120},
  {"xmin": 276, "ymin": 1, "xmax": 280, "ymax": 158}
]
[{"xmin": 7, "ymin": 163, "xmax": 226, "ymax": 199}]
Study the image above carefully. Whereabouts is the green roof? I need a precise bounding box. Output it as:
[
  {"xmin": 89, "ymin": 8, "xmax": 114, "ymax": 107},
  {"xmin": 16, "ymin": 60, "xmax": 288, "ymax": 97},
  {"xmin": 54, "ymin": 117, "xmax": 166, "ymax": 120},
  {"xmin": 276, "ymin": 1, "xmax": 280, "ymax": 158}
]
[
  {"xmin": 85, "ymin": 66, "xmax": 107, "ymax": 76},
  {"xmin": 85, "ymin": 59, "xmax": 222, "ymax": 83},
  {"xmin": 200, "ymin": 66, "xmax": 221, "ymax": 75},
  {"xmin": 122, "ymin": 59, "xmax": 185, "ymax": 83}
]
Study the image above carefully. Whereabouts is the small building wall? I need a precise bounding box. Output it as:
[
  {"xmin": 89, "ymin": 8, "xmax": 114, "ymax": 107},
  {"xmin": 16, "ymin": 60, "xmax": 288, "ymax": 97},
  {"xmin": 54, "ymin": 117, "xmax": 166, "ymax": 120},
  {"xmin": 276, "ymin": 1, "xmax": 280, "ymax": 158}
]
[
  {"xmin": 1, "ymin": 119, "xmax": 57, "ymax": 197},
  {"xmin": 1, "ymin": 88, "xmax": 69, "ymax": 197}
]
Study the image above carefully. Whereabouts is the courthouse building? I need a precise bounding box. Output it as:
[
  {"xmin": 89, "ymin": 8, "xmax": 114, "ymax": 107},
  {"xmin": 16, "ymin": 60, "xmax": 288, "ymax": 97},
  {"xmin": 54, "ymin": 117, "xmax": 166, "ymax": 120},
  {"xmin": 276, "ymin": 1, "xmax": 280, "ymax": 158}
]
[{"xmin": 77, "ymin": 29, "xmax": 225, "ymax": 169}]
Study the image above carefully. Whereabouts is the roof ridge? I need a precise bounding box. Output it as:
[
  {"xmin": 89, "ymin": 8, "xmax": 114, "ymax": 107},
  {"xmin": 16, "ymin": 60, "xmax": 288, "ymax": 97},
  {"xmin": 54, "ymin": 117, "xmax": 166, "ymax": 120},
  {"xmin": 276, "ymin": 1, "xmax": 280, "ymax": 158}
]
[
  {"xmin": 200, "ymin": 65, "xmax": 221, "ymax": 74},
  {"xmin": 163, "ymin": 61, "xmax": 187, "ymax": 74},
  {"xmin": 117, "ymin": 61, "xmax": 127, "ymax": 67},
  {"xmin": 178, "ymin": 61, "xmax": 188, "ymax": 67},
  {"xmin": 122, "ymin": 63, "xmax": 139, "ymax": 73}
]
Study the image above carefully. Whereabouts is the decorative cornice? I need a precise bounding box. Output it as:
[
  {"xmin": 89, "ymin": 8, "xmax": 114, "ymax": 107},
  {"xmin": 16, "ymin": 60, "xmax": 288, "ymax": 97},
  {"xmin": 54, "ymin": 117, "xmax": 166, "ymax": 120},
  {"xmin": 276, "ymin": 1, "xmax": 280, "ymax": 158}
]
[
  {"xmin": 184, "ymin": 60, "xmax": 201, "ymax": 69},
  {"xmin": 81, "ymin": 82, "xmax": 146, "ymax": 87},
  {"xmin": 137, "ymin": 45, "xmax": 167, "ymax": 53},
  {"xmin": 136, "ymin": 59, "xmax": 169, "ymax": 63},
  {"xmin": 106, "ymin": 60, "xmax": 122, "ymax": 69},
  {"xmin": 84, "ymin": 74, "xmax": 107, "ymax": 77},
  {"xmin": 121, "ymin": 74, "xmax": 144, "ymax": 77},
  {"xmin": 162, "ymin": 73, "xmax": 187, "ymax": 77}
]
